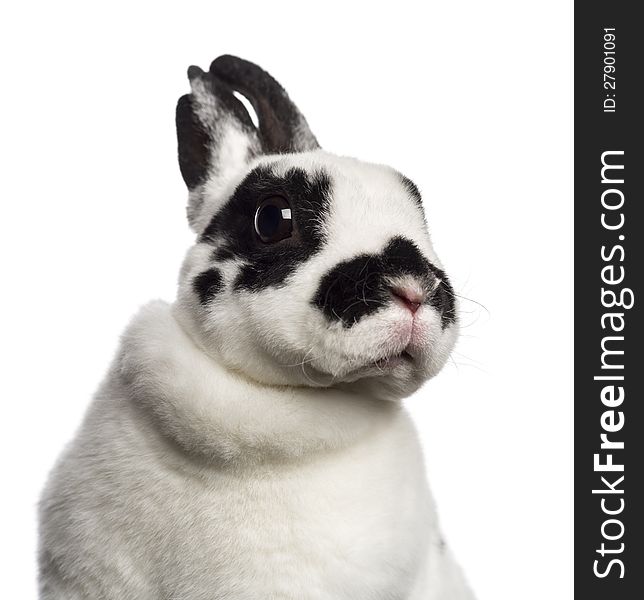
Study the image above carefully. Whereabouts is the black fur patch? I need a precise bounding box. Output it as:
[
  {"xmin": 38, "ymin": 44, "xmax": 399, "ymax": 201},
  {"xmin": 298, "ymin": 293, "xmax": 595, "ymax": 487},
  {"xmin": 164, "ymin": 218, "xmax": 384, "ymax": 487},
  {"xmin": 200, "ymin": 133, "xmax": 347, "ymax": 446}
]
[
  {"xmin": 193, "ymin": 268, "xmax": 224, "ymax": 304},
  {"xmin": 201, "ymin": 165, "xmax": 331, "ymax": 291},
  {"xmin": 212, "ymin": 247, "xmax": 235, "ymax": 261},
  {"xmin": 313, "ymin": 236, "xmax": 456, "ymax": 328},
  {"xmin": 176, "ymin": 95, "xmax": 211, "ymax": 189},
  {"xmin": 427, "ymin": 265, "xmax": 457, "ymax": 326}
]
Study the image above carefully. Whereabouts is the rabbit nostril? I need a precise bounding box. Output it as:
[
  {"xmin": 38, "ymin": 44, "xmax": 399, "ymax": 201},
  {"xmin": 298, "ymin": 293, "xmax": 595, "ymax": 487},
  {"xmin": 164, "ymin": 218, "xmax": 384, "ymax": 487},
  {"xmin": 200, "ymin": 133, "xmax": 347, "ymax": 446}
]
[{"xmin": 391, "ymin": 287, "xmax": 424, "ymax": 314}]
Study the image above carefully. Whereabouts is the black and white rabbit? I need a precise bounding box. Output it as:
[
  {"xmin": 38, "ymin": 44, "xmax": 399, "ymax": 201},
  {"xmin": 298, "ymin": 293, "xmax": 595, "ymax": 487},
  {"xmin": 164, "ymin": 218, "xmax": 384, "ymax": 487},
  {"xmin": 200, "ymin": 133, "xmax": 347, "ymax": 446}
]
[{"xmin": 39, "ymin": 55, "xmax": 475, "ymax": 599}]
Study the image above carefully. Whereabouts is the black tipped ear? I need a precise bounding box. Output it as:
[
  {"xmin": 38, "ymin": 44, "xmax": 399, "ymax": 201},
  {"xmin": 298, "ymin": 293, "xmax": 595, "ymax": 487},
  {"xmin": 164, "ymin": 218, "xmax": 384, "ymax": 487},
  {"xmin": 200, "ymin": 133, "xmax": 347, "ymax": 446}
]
[
  {"xmin": 176, "ymin": 66, "xmax": 262, "ymax": 230},
  {"xmin": 176, "ymin": 66, "xmax": 260, "ymax": 190},
  {"xmin": 176, "ymin": 57, "xmax": 319, "ymax": 231},
  {"xmin": 209, "ymin": 55, "xmax": 319, "ymax": 153},
  {"xmin": 187, "ymin": 65, "xmax": 205, "ymax": 81},
  {"xmin": 176, "ymin": 93, "xmax": 210, "ymax": 189}
]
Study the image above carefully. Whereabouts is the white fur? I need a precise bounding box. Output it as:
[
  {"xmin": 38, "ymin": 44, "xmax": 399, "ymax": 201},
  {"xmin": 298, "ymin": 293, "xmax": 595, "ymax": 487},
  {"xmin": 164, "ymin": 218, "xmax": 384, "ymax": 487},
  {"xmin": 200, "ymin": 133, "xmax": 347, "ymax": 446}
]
[{"xmin": 39, "ymin": 302, "xmax": 474, "ymax": 599}]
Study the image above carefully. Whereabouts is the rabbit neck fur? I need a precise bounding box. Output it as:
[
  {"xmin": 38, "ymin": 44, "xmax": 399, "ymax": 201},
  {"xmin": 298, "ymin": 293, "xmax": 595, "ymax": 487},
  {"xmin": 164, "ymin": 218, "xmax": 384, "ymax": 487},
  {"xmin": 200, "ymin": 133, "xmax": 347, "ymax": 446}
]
[
  {"xmin": 40, "ymin": 300, "xmax": 475, "ymax": 600},
  {"xmin": 119, "ymin": 300, "xmax": 399, "ymax": 463}
]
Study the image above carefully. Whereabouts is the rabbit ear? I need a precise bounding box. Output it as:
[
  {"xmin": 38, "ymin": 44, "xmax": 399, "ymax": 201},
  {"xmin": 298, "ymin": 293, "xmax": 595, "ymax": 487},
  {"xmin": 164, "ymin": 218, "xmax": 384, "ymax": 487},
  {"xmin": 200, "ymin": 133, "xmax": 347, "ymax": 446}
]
[
  {"xmin": 176, "ymin": 65, "xmax": 261, "ymax": 189},
  {"xmin": 209, "ymin": 55, "xmax": 319, "ymax": 153},
  {"xmin": 176, "ymin": 65, "xmax": 262, "ymax": 229},
  {"xmin": 176, "ymin": 57, "xmax": 320, "ymax": 231}
]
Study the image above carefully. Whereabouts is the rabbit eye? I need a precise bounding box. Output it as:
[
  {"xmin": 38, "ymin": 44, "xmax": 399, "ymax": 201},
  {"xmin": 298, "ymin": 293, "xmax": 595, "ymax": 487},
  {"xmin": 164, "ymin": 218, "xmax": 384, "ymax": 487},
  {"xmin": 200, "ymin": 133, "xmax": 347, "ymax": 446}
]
[{"xmin": 254, "ymin": 196, "xmax": 293, "ymax": 243}]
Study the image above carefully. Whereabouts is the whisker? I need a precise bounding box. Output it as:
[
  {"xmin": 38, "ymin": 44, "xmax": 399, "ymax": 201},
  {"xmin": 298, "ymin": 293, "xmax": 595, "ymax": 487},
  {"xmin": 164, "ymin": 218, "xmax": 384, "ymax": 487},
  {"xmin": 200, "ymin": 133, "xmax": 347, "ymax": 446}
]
[
  {"xmin": 450, "ymin": 350, "xmax": 488, "ymax": 373},
  {"xmin": 297, "ymin": 347, "xmax": 327, "ymax": 386},
  {"xmin": 340, "ymin": 297, "xmax": 386, "ymax": 316},
  {"xmin": 454, "ymin": 293, "xmax": 490, "ymax": 317}
]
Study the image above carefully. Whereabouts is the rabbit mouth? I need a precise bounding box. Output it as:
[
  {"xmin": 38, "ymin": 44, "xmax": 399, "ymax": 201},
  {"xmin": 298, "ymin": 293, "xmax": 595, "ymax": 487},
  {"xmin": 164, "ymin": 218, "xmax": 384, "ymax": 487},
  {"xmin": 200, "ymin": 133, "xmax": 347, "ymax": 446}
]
[
  {"xmin": 326, "ymin": 349, "xmax": 416, "ymax": 384},
  {"xmin": 374, "ymin": 349, "xmax": 415, "ymax": 370}
]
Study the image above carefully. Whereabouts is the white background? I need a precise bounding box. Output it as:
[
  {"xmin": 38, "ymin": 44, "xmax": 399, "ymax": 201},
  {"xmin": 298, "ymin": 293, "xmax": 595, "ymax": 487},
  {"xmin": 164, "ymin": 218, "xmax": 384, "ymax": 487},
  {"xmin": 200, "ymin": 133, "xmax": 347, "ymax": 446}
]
[{"xmin": 0, "ymin": 1, "xmax": 573, "ymax": 598}]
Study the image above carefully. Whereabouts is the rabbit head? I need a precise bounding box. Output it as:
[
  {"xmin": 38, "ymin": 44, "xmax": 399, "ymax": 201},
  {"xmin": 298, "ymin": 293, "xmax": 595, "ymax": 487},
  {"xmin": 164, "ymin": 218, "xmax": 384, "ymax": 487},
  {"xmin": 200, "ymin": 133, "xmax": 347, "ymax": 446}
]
[{"xmin": 174, "ymin": 56, "xmax": 457, "ymax": 401}]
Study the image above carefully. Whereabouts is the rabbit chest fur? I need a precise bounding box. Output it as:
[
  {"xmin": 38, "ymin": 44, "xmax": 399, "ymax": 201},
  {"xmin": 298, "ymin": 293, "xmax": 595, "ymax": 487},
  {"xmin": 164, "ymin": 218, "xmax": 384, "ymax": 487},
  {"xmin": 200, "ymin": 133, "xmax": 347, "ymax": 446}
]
[{"xmin": 39, "ymin": 55, "xmax": 475, "ymax": 599}]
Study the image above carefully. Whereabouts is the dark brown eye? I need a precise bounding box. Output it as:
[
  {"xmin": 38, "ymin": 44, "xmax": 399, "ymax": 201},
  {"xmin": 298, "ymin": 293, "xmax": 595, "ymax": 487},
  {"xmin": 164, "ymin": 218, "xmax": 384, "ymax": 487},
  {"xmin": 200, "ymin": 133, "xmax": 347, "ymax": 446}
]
[{"xmin": 254, "ymin": 196, "xmax": 293, "ymax": 243}]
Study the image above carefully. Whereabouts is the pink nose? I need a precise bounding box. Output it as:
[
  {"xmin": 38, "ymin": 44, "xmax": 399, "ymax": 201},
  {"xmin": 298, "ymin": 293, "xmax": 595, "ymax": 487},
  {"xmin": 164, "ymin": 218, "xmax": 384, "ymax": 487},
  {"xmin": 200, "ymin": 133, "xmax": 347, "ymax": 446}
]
[{"xmin": 391, "ymin": 286, "xmax": 424, "ymax": 314}]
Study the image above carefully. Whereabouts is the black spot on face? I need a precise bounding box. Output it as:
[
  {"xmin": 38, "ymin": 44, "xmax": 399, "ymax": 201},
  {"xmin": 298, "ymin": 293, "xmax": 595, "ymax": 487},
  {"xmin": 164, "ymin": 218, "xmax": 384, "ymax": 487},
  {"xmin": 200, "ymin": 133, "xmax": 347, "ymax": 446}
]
[
  {"xmin": 212, "ymin": 247, "xmax": 235, "ymax": 262},
  {"xmin": 193, "ymin": 268, "xmax": 224, "ymax": 305},
  {"xmin": 313, "ymin": 236, "xmax": 456, "ymax": 328},
  {"xmin": 201, "ymin": 165, "xmax": 331, "ymax": 291}
]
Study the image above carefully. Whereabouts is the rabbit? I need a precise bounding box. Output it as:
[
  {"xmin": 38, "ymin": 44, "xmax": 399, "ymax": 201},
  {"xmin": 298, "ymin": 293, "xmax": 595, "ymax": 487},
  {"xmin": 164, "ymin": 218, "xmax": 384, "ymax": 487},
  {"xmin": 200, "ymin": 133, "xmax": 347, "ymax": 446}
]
[{"xmin": 38, "ymin": 55, "xmax": 475, "ymax": 600}]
